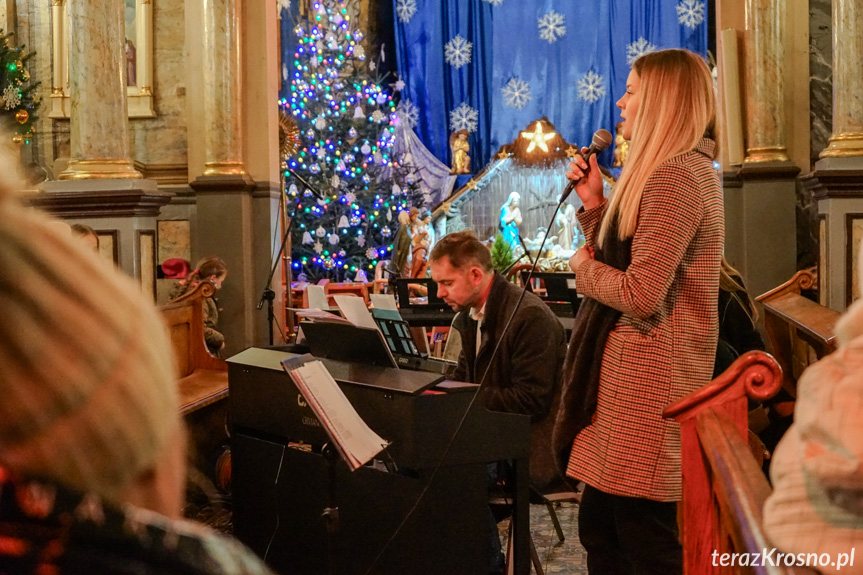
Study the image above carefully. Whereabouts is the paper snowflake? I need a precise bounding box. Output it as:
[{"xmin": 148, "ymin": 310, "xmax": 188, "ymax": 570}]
[
  {"xmin": 450, "ymin": 102, "xmax": 479, "ymax": 133},
  {"xmin": 345, "ymin": 191, "xmax": 357, "ymax": 204},
  {"xmin": 365, "ymin": 247, "xmax": 378, "ymax": 259},
  {"xmin": 357, "ymin": 235, "xmax": 366, "ymax": 247},
  {"xmin": 626, "ymin": 37, "xmax": 658, "ymax": 65},
  {"xmin": 371, "ymin": 110, "xmax": 385, "ymax": 123},
  {"xmin": 501, "ymin": 78, "xmax": 531, "ymax": 110},
  {"xmin": 676, "ymin": 0, "xmax": 705, "ymax": 29},
  {"xmin": 397, "ymin": 100, "xmax": 420, "ymax": 128},
  {"xmin": 396, "ymin": 0, "xmax": 418, "ymax": 23},
  {"xmin": 391, "ymin": 79, "xmax": 406, "ymax": 92},
  {"xmin": 538, "ymin": 10, "xmax": 566, "ymax": 43},
  {"xmin": 3, "ymin": 83, "xmax": 20, "ymax": 110},
  {"xmin": 577, "ymin": 71, "xmax": 606, "ymax": 104},
  {"xmin": 313, "ymin": 241, "xmax": 324, "ymax": 254},
  {"xmin": 481, "ymin": 0, "xmax": 504, "ymax": 5},
  {"xmin": 444, "ymin": 35, "xmax": 472, "ymax": 69}
]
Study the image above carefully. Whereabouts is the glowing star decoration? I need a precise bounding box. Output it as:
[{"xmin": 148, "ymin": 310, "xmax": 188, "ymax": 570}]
[
  {"xmin": 521, "ymin": 123, "xmax": 556, "ymax": 153},
  {"xmin": 565, "ymin": 145, "xmax": 581, "ymax": 159}
]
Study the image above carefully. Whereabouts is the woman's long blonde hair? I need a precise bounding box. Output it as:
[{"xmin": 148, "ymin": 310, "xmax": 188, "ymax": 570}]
[{"xmin": 598, "ymin": 49, "xmax": 717, "ymax": 245}]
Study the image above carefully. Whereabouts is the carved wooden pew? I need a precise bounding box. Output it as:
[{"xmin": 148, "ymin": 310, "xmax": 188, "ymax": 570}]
[
  {"xmin": 159, "ymin": 279, "xmax": 230, "ymax": 487},
  {"xmin": 664, "ymin": 351, "xmax": 818, "ymax": 574},
  {"xmin": 755, "ymin": 269, "xmax": 840, "ymax": 399}
]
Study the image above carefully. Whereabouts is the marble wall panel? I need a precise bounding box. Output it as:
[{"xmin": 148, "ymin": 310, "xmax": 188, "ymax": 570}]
[
  {"xmin": 809, "ymin": 0, "xmax": 832, "ymax": 165},
  {"xmin": 130, "ymin": 0, "xmax": 188, "ymax": 167}
]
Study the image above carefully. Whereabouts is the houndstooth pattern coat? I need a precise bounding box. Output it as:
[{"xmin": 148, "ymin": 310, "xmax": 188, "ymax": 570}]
[{"xmin": 564, "ymin": 138, "xmax": 724, "ymax": 501}]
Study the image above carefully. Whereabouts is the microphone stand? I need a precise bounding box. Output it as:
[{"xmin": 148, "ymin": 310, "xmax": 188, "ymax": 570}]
[{"xmin": 257, "ymin": 168, "xmax": 325, "ymax": 346}]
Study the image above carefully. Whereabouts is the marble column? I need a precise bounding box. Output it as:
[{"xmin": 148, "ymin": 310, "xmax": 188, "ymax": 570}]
[
  {"xmin": 743, "ymin": 0, "xmax": 789, "ymax": 163},
  {"xmin": 201, "ymin": 0, "xmax": 247, "ymax": 176},
  {"xmin": 58, "ymin": 0, "xmax": 140, "ymax": 179},
  {"xmin": 820, "ymin": 0, "xmax": 863, "ymax": 158}
]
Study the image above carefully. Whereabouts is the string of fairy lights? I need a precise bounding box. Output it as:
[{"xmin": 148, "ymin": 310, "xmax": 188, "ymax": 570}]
[{"xmin": 279, "ymin": 0, "xmax": 415, "ymax": 279}]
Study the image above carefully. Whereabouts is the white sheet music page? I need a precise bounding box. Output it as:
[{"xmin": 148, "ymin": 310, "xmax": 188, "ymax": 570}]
[
  {"xmin": 283, "ymin": 358, "xmax": 389, "ymax": 471},
  {"xmin": 333, "ymin": 294, "xmax": 378, "ymax": 330}
]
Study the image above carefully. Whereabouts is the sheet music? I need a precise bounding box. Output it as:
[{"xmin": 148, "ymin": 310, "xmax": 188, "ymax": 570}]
[
  {"xmin": 334, "ymin": 294, "xmax": 378, "ymax": 330},
  {"xmin": 307, "ymin": 285, "xmax": 329, "ymax": 310},
  {"xmin": 288, "ymin": 307, "xmax": 352, "ymax": 324},
  {"xmin": 282, "ymin": 356, "xmax": 389, "ymax": 471},
  {"xmin": 369, "ymin": 293, "xmax": 399, "ymax": 311}
]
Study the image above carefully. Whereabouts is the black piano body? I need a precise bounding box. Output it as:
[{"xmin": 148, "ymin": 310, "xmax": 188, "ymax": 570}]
[{"xmin": 228, "ymin": 347, "xmax": 531, "ymax": 575}]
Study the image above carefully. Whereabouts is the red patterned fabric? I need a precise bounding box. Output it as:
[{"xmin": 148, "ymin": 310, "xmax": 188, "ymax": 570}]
[{"xmin": 565, "ymin": 138, "xmax": 724, "ymax": 501}]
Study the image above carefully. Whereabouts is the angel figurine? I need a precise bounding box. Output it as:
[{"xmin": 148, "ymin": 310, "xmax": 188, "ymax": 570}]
[{"xmin": 450, "ymin": 130, "xmax": 471, "ymax": 175}]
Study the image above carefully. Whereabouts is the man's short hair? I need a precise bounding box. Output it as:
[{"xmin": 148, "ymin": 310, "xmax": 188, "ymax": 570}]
[{"xmin": 429, "ymin": 230, "xmax": 493, "ymax": 272}]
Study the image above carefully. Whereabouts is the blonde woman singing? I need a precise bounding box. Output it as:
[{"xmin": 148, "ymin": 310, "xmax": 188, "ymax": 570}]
[{"xmin": 552, "ymin": 49, "xmax": 724, "ymax": 574}]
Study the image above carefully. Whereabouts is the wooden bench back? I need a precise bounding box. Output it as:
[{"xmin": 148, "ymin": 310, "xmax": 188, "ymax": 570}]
[
  {"xmin": 755, "ymin": 269, "xmax": 840, "ymax": 398},
  {"xmin": 664, "ymin": 351, "xmax": 817, "ymax": 574},
  {"xmin": 159, "ymin": 279, "xmax": 227, "ymax": 378}
]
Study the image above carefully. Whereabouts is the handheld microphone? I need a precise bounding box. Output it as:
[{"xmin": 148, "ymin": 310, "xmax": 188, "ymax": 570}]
[{"xmin": 560, "ymin": 128, "xmax": 614, "ymax": 203}]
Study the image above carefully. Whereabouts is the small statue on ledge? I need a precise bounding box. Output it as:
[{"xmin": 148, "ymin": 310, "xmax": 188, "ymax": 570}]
[
  {"xmin": 499, "ymin": 191, "xmax": 522, "ymax": 249},
  {"xmin": 450, "ymin": 129, "xmax": 471, "ymax": 175},
  {"xmin": 613, "ymin": 121, "xmax": 630, "ymax": 168}
]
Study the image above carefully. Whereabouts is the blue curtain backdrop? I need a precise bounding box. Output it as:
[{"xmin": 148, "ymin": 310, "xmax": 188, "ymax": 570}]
[{"xmin": 392, "ymin": 0, "xmax": 708, "ymax": 170}]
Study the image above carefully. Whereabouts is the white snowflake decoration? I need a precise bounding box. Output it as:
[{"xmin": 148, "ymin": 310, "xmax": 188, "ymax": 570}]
[
  {"xmin": 501, "ymin": 78, "xmax": 531, "ymax": 110},
  {"xmin": 396, "ymin": 0, "xmax": 418, "ymax": 23},
  {"xmin": 391, "ymin": 79, "xmax": 406, "ymax": 92},
  {"xmin": 481, "ymin": 0, "xmax": 504, "ymax": 5},
  {"xmin": 397, "ymin": 100, "xmax": 420, "ymax": 128},
  {"xmin": 357, "ymin": 235, "xmax": 366, "ymax": 247},
  {"xmin": 676, "ymin": 0, "xmax": 705, "ymax": 29},
  {"xmin": 315, "ymin": 117, "xmax": 327, "ymax": 130},
  {"xmin": 365, "ymin": 247, "xmax": 378, "ymax": 259},
  {"xmin": 449, "ymin": 102, "xmax": 479, "ymax": 133},
  {"xmin": 345, "ymin": 191, "xmax": 357, "ymax": 204},
  {"xmin": 3, "ymin": 83, "xmax": 20, "ymax": 110},
  {"xmin": 331, "ymin": 175, "xmax": 341, "ymax": 189},
  {"xmin": 444, "ymin": 35, "xmax": 472, "ymax": 69},
  {"xmin": 538, "ymin": 10, "xmax": 566, "ymax": 43},
  {"xmin": 316, "ymin": 147, "xmax": 326, "ymax": 160},
  {"xmin": 313, "ymin": 241, "xmax": 324, "ymax": 254},
  {"xmin": 576, "ymin": 71, "xmax": 607, "ymax": 104},
  {"xmin": 371, "ymin": 110, "xmax": 385, "ymax": 123},
  {"xmin": 626, "ymin": 37, "xmax": 658, "ymax": 65},
  {"xmin": 353, "ymin": 44, "xmax": 365, "ymax": 60}
]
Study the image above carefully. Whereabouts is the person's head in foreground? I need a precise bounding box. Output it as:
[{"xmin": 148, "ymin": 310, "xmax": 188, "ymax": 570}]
[{"xmin": 0, "ymin": 152, "xmax": 186, "ymax": 518}]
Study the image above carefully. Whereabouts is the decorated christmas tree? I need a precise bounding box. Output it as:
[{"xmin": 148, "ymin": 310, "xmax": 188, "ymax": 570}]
[
  {"xmin": 281, "ymin": 0, "xmax": 420, "ymax": 282},
  {"xmin": 0, "ymin": 31, "xmax": 40, "ymax": 145}
]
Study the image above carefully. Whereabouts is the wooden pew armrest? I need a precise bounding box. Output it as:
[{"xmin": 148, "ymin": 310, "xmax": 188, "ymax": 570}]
[{"xmin": 178, "ymin": 369, "xmax": 229, "ymax": 416}]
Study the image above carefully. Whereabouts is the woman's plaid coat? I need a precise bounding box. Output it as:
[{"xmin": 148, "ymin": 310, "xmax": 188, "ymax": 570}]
[{"xmin": 563, "ymin": 138, "xmax": 724, "ymax": 501}]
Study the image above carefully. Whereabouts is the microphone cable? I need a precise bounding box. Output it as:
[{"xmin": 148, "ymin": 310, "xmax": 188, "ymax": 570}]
[
  {"xmin": 361, "ymin": 191, "xmax": 572, "ymax": 575},
  {"xmin": 362, "ymin": 132, "xmax": 610, "ymax": 573}
]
